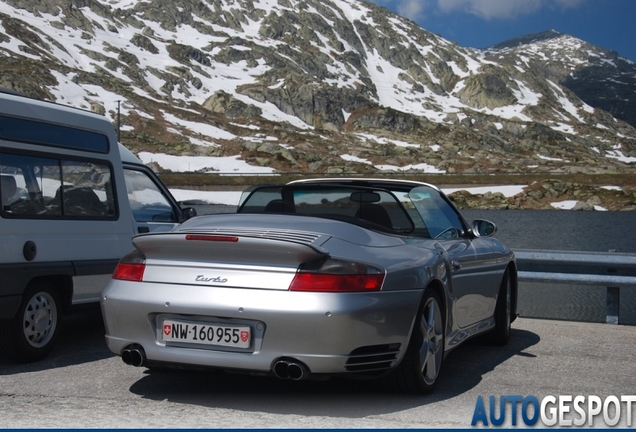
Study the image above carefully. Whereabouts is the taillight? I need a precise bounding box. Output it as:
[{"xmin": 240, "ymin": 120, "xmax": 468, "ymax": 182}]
[
  {"xmin": 289, "ymin": 259, "xmax": 385, "ymax": 292},
  {"xmin": 112, "ymin": 250, "xmax": 146, "ymax": 282}
]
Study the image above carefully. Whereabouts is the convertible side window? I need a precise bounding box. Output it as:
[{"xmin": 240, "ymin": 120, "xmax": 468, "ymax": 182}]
[{"xmin": 409, "ymin": 187, "xmax": 465, "ymax": 238}]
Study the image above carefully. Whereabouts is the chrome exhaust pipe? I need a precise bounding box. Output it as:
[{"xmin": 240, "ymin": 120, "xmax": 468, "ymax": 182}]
[
  {"xmin": 273, "ymin": 360, "xmax": 291, "ymax": 379},
  {"xmin": 121, "ymin": 348, "xmax": 146, "ymax": 367},
  {"xmin": 286, "ymin": 362, "xmax": 306, "ymax": 380},
  {"xmin": 273, "ymin": 358, "xmax": 309, "ymax": 380},
  {"xmin": 121, "ymin": 349, "xmax": 133, "ymax": 365}
]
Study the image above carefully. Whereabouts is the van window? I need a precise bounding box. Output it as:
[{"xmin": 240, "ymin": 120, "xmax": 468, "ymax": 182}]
[
  {"xmin": 0, "ymin": 152, "xmax": 116, "ymax": 219},
  {"xmin": 0, "ymin": 115, "xmax": 109, "ymax": 153},
  {"xmin": 124, "ymin": 168, "xmax": 177, "ymax": 223}
]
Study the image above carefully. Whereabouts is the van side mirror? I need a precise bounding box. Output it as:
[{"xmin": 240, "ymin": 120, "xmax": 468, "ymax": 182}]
[{"xmin": 181, "ymin": 207, "xmax": 197, "ymax": 221}]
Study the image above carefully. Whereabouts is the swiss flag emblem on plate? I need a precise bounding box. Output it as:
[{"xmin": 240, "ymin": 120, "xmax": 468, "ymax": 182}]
[
  {"xmin": 163, "ymin": 324, "xmax": 172, "ymax": 336},
  {"xmin": 240, "ymin": 331, "xmax": 249, "ymax": 342}
]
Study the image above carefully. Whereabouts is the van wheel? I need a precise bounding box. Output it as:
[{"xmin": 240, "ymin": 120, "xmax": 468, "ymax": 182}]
[{"xmin": 0, "ymin": 281, "xmax": 61, "ymax": 363}]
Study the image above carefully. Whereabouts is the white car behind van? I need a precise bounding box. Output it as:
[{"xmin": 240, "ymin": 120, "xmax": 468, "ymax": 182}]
[{"xmin": 0, "ymin": 89, "xmax": 195, "ymax": 362}]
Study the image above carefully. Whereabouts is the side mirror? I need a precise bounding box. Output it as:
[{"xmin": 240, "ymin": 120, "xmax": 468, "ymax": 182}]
[
  {"xmin": 181, "ymin": 207, "xmax": 197, "ymax": 221},
  {"xmin": 472, "ymin": 219, "xmax": 496, "ymax": 237}
]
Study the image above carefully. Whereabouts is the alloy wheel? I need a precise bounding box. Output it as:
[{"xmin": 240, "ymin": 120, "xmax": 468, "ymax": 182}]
[{"xmin": 419, "ymin": 296, "xmax": 444, "ymax": 385}]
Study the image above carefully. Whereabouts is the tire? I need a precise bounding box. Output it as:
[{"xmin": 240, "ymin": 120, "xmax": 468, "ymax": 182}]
[
  {"xmin": 383, "ymin": 289, "xmax": 445, "ymax": 394},
  {"xmin": 0, "ymin": 281, "xmax": 61, "ymax": 363},
  {"xmin": 483, "ymin": 269, "xmax": 512, "ymax": 346}
]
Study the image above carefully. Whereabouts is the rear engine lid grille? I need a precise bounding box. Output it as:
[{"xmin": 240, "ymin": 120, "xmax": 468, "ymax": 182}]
[{"xmin": 179, "ymin": 228, "xmax": 327, "ymax": 247}]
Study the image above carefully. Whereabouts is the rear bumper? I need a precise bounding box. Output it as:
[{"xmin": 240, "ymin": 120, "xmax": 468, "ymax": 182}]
[{"xmin": 101, "ymin": 281, "xmax": 423, "ymax": 375}]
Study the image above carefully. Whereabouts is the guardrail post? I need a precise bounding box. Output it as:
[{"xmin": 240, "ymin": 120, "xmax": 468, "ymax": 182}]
[
  {"xmin": 606, "ymin": 287, "xmax": 620, "ymax": 324},
  {"xmin": 606, "ymin": 250, "xmax": 620, "ymax": 325}
]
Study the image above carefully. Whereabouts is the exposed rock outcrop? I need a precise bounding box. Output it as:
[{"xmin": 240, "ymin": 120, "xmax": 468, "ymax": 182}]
[{"xmin": 0, "ymin": 0, "xmax": 635, "ymax": 181}]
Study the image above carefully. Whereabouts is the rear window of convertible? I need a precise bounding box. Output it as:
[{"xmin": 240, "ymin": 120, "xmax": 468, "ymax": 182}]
[{"xmin": 237, "ymin": 185, "xmax": 415, "ymax": 233}]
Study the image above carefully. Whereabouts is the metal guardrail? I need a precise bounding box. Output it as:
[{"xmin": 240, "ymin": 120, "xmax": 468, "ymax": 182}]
[{"xmin": 514, "ymin": 249, "xmax": 636, "ymax": 325}]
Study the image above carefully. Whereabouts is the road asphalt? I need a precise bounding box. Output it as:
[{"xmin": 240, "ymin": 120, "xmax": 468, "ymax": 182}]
[{"xmin": 0, "ymin": 311, "xmax": 634, "ymax": 428}]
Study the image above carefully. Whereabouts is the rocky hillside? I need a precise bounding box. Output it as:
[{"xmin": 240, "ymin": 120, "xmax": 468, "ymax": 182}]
[
  {"xmin": 448, "ymin": 179, "xmax": 636, "ymax": 212},
  {"xmin": 1, "ymin": 0, "xmax": 636, "ymax": 178}
]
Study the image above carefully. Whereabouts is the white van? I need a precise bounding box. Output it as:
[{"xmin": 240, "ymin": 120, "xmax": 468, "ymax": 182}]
[{"xmin": 0, "ymin": 89, "xmax": 195, "ymax": 362}]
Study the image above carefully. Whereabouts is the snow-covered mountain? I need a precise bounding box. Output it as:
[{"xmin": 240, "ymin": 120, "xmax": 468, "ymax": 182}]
[
  {"xmin": 1, "ymin": 0, "xmax": 635, "ymax": 175},
  {"xmin": 486, "ymin": 29, "xmax": 636, "ymax": 132}
]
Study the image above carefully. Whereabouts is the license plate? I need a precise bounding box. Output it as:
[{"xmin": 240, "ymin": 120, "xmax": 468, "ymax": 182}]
[{"xmin": 162, "ymin": 319, "xmax": 251, "ymax": 348}]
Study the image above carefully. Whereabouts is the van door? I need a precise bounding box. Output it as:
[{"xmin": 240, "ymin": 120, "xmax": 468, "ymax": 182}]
[{"xmin": 123, "ymin": 164, "xmax": 188, "ymax": 234}]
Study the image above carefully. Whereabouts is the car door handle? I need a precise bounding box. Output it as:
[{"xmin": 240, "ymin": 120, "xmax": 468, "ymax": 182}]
[{"xmin": 451, "ymin": 260, "xmax": 461, "ymax": 271}]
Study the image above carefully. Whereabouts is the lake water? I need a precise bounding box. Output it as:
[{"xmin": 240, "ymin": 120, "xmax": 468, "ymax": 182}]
[
  {"xmin": 462, "ymin": 209, "xmax": 636, "ymax": 253},
  {"xmin": 193, "ymin": 205, "xmax": 636, "ymax": 325}
]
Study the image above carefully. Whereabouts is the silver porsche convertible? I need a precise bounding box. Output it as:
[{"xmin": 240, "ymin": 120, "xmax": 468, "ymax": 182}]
[{"xmin": 101, "ymin": 178, "xmax": 517, "ymax": 393}]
